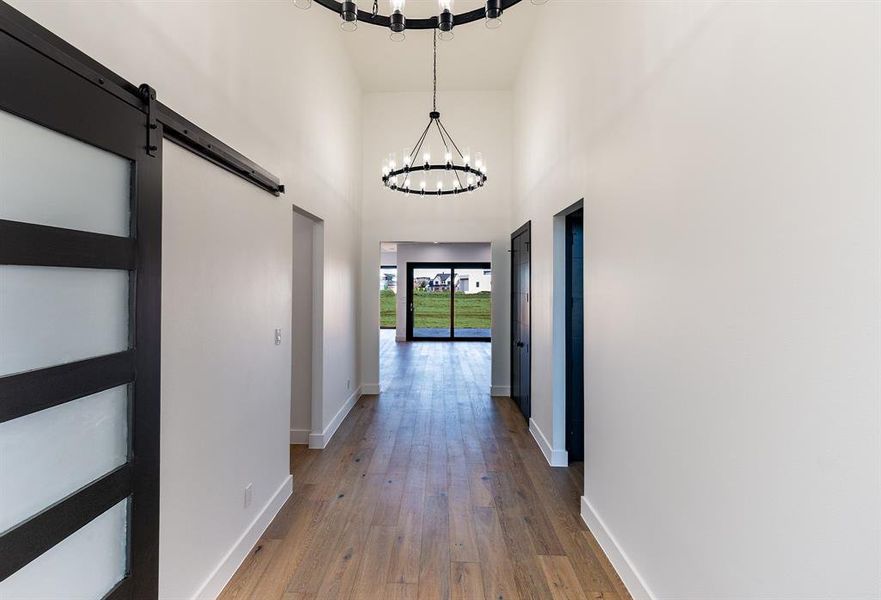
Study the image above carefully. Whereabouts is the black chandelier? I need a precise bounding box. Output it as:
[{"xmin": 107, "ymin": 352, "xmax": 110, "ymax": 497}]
[
  {"xmin": 381, "ymin": 34, "xmax": 486, "ymax": 196},
  {"xmin": 294, "ymin": 0, "xmax": 546, "ymax": 40}
]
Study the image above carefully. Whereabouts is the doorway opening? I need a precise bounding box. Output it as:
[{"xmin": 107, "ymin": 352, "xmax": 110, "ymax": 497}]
[{"xmin": 291, "ymin": 207, "xmax": 324, "ymax": 449}]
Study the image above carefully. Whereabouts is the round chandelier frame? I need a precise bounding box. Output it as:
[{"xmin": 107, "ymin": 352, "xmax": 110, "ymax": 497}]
[
  {"xmin": 295, "ymin": 0, "xmax": 546, "ymax": 38},
  {"xmin": 381, "ymin": 34, "xmax": 488, "ymax": 196}
]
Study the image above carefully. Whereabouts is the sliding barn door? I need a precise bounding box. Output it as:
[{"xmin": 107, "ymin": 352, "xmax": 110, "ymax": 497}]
[{"xmin": 0, "ymin": 8, "xmax": 160, "ymax": 598}]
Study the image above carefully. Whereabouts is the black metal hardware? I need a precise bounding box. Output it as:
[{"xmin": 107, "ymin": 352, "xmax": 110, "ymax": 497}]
[
  {"xmin": 439, "ymin": 9, "xmax": 454, "ymax": 33},
  {"xmin": 486, "ymin": 0, "xmax": 503, "ymax": 20},
  {"xmin": 139, "ymin": 83, "xmax": 158, "ymax": 157},
  {"xmin": 390, "ymin": 9, "xmax": 405, "ymax": 34}
]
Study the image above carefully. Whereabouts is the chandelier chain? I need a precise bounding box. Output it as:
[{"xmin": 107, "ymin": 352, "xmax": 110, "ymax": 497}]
[{"xmin": 433, "ymin": 31, "xmax": 437, "ymax": 112}]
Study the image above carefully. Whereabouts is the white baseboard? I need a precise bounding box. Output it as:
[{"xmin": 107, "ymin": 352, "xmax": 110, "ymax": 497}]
[
  {"xmin": 289, "ymin": 428, "xmax": 310, "ymax": 445},
  {"xmin": 361, "ymin": 383, "xmax": 380, "ymax": 395},
  {"xmin": 193, "ymin": 475, "xmax": 293, "ymax": 599},
  {"xmin": 490, "ymin": 385, "xmax": 511, "ymax": 397},
  {"xmin": 580, "ymin": 495, "xmax": 655, "ymax": 600},
  {"xmin": 309, "ymin": 386, "xmax": 361, "ymax": 449},
  {"xmin": 528, "ymin": 418, "xmax": 568, "ymax": 467}
]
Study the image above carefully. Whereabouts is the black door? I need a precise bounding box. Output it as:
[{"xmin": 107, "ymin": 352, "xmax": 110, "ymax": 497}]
[
  {"xmin": 511, "ymin": 222, "xmax": 531, "ymax": 420},
  {"xmin": 0, "ymin": 5, "xmax": 160, "ymax": 597},
  {"xmin": 565, "ymin": 210, "xmax": 584, "ymax": 462}
]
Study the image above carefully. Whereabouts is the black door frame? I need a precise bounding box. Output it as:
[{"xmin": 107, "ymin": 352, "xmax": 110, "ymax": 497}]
[
  {"xmin": 511, "ymin": 221, "xmax": 532, "ymax": 420},
  {"xmin": 406, "ymin": 261, "xmax": 492, "ymax": 341},
  {"xmin": 0, "ymin": 3, "xmax": 283, "ymax": 596}
]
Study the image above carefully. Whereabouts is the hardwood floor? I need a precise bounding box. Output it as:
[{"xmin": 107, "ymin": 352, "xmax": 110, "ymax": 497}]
[{"xmin": 219, "ymin": 331, "xmax": 630, "ymax": 600}]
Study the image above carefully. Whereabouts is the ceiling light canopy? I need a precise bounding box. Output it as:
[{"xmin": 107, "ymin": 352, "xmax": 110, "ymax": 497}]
[
  {"xmin": 381, "ymin": 34, "xmax": 487, "ymax": 196},
  {"xmin": 295, "ymin": 0, "xmax": 546, "ymax": 40}
]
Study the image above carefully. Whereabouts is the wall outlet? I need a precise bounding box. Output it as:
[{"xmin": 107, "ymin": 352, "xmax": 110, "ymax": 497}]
[
  {"xmin": 244, "ymin": 483, "xmax": 253, "ymax": 508},
  {"xmin": 274, "ymin": 328, "xmax": 282, "ymax": 345}
]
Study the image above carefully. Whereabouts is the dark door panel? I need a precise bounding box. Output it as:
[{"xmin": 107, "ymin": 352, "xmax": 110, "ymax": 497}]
[
  {"xmin": 510, "ymin": 222, "xmax": 531, "ymax": 420},
  {"xmin": 566, "ymin": 209, "xmax": 584, "ymax": 462}
]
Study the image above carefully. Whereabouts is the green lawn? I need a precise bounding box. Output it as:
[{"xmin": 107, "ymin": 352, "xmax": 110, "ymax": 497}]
[
  {"xmin": 380, "ymin": 290, "xmax": 492, "ymax": 330},
  {"xmin": 380, "ymin": 289, "xmax": 396, "ymax": 328}
]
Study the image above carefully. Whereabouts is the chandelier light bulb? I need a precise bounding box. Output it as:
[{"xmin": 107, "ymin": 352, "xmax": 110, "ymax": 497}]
[
  {"xmin": 438, "ymin": 0, "xmax": 454, "ymax": 10},
  {"xmin": 340, "ymin": 0, "xmax": 358, "ymax": 31},
  {"xmin": 453, "ymin": 180, "xmax": 460, "ymax": 191},
  {"xmin": 437, "ymin": 180, "xmax": 444, "ymax": 192},
  {"xmin": 403, "ymin": 149, "xmax": 412, "ymax": 167},
  {"xmin": 420, "ymin": 180, "xmax": 426, "ymax": 191},
  {"xmin": 423, "ymin": 146, "xmax": 431, "ymax": 166},
  {"xmin": 391, "ymin": 0, "xmax": 406, "ymax": 10},
  {"xmin": 405, "ymin": 177, "xmax": 411, "ymax": 189},
  {"xmin": 462, "ymin": 147, "xmax": 471, "ymax": 166},
  {"xmin": 474, "ymin": 152, "xmax": 483, "ymax": 170}
]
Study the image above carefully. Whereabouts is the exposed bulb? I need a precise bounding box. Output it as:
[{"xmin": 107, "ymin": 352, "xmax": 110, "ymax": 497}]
[
  {"xmin": 474, "ymin": 152, "xmax": 483, "ymax": 170},
  {"xmin": 420, "ymin": 180, "xmax": 427, "ymax": 192},
  {"xmin": 438, "ymin": 0, "xmax": 454, "ymax": 10},
  {"xmin": 388, "ymin": 152, "xmax": 397, "ymax": 171},
  {"xmin": 341, "ymin": 0, "xmax": 358, "ymax": 31},
  {"xmin": 444, "ymin": 151, "xmax": 452, "ymax": 165},
  {"xmin": 293, "ymin": 0, "xmax": 312, "ymax": 8},
  {"xmin": 391, "ymin": 0, "xmax": 406, "ymax": 10},
  {"xmin": 404, "ymin": 177, "xmax": 412, "ymax": 189},
  {"xmin": 463, "ymin": 147, "xmax": 471, "ymax": 166},
  {"xmin": 423, "ymin": 146, "xmax": 431, "ymax": 165},
  {"xmin": 453, "ymin": 180, "xmax": 460, "ymax": 191},
  {"xmin": 403, "ymin": 149, "xmax": 412, "ymax": 167},
  {"xmin": 437, "ymin": 181, "xmax": 444, "ymax": 192}
]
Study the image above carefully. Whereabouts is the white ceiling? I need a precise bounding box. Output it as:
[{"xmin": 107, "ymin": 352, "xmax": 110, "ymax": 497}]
[{"xmin": 306, "ymin": 0, "xmax": 542, "ymax": 92}]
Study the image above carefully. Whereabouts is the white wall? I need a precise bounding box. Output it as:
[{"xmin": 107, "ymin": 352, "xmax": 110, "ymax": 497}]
[
  {"xmin": 360, "ymin": 91, "xmax": 514, "ymax": 394},
  {"xmin": 392, "ymin": 242, "xmax": 491, "ymax": 341},
  {"xmin": 291, "ymin": 210, "xmax": 315, "ymax": 444},
  {"xmin": 514, "ymin": 2, "xmax": 881, "ymax": 599},
  {"xmin": 9, "ymin": 2, "xmax": 363, "ymax": 598}
]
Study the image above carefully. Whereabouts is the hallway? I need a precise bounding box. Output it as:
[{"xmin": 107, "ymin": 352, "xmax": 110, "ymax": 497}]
[{"xmin": 220, "ymin": 332, "xmax": 629, "ymax": 599}]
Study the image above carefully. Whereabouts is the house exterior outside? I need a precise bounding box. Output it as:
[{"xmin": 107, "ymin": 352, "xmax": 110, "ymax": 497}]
[
  {"xmin": 457, "ymin": 270, "xmax": 492, "ymax": 294},
  {"xmin": 428, "ymin": 272, "xmax": 454, "ymax": 292}
]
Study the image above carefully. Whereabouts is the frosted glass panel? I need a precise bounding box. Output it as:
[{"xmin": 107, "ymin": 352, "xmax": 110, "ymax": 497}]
[
  {"xmin": 0, "ymin": 109, "xmax": 130, "ymax": 236},
  {"xmin": 0, "ymin": 385, "xmax": 128, "ymax": 531},
  {"xmin": 0, "ymin": 266, "xmax": 129, "ymax": 376},
  {"xmin": 0, "ymin": 500, "xmax": 128, "ymax": 600}
]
